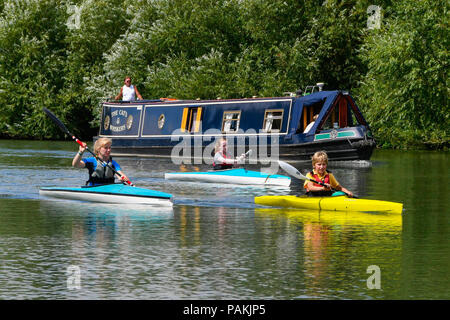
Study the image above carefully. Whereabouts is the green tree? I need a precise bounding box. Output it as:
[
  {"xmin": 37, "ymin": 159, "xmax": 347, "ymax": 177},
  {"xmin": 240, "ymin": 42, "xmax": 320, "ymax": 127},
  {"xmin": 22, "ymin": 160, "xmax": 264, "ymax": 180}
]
[
  {"xmin": 89, "ymin": 0, "xmax": 246, "ymax": 105},
  {"xmin": 0, "ymin": 0, "xmax": 447, "ymax": 151},
  {"xmin": 0, "ymin": 0, "xmax": 67, "ymax": 139},
  {"xmin": 356, "ymin": 0, "xmax": 449, "ymax": 149},
  {"xmin": 61, "ymin": 0, "xmax": 130, "ymax": 139}
]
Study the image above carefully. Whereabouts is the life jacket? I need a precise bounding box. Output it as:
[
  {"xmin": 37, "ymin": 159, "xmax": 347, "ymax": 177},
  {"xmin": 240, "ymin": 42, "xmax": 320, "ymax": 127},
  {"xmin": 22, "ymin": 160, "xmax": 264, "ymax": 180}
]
[
  {"xmin": 305, "ymin": 170, "xmax": 333, "ymax": 197},
  {"xmin": 310, "ymin": 170, "xmax": 331, "ymax": 187},
  {"xmin": 213, "ymin": 152, "xmax": 234, "ymax": 170},
  {"xmin": 87, "ymin": 158, "xmax": 116, "ymax": 185}
]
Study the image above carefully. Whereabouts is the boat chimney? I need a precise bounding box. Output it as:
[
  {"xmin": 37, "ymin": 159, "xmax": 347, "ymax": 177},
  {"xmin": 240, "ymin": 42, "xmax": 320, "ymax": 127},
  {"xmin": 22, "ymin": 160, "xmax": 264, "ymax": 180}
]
[{"xmin": 316, "ymin": 83, "xmax": 324, "ymax": 91}]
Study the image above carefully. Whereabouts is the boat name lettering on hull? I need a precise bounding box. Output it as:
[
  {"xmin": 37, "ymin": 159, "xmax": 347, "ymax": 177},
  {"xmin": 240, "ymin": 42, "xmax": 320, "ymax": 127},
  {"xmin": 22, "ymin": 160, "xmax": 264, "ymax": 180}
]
[
  {"xmin": 109, "ymin": 109, "xmax": 129, "ymax": 132},
  {"xmin": 111, "ymin": 109, "xmax": 128, "ymax": 117},
  {"xmin": 110, "ymin": 124, "xmax": 127, "ymax": 132}
]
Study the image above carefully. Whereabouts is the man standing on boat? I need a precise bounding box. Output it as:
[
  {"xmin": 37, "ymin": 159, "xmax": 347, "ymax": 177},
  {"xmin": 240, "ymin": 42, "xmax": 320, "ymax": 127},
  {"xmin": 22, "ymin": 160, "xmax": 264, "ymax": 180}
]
[{"xmin": 115, "ymin": 76, "xmax": 143, "ymax": 101}]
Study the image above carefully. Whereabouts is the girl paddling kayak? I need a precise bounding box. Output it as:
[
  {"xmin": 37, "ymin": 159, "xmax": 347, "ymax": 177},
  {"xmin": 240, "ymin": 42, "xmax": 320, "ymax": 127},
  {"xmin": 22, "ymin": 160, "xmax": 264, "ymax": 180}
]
[{"xmin": 72, "ymin": 137, "xmax": 130, "ymax": 186}]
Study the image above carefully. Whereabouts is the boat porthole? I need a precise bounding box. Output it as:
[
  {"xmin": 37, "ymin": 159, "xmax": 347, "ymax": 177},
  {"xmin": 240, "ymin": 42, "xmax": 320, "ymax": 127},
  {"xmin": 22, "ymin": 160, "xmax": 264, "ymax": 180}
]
[
  {"xmin": 104, "ymin": 115, "xmax": 110, "ymax": 131},
  {"xmin": 126, "ymin": 115, "xmax": 133, "ymax": 130},
  {"xmin": 158, "ymin": 114, "xmax": 165, "ymax": 129}
]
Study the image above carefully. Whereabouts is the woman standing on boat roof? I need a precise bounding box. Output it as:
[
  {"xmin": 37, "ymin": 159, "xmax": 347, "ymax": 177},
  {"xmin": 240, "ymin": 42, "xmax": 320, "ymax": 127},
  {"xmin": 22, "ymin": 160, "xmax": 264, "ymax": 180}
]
[
  {"xmin": 72, "ymin": 137, "xmax": 130, "ymax": 186},
  {"xmin": 115, "ymin": 76, "xmax": 143, "ymax": 101},
  {"xmin": 304, "ymin": 151, "xmax": 353, "ymax": 197},
  {"xmin": 213, "ymin": 138, "xmax": 245, "ymax": 170}
]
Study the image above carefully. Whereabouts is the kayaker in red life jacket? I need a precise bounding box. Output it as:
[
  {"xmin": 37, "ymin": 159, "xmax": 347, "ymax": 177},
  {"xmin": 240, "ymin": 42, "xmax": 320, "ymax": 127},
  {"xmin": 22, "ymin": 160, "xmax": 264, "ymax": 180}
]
[
  {"xmin": 213, "ymin": 138, "xmax": 245, "ymax": 170},
  {"xmin": 304, "ymin": 151, "xmax": 353, "ymax": 197},
  {"xmin": 72, "ymin": 137, "xmax": 130, "ymax": 186}
]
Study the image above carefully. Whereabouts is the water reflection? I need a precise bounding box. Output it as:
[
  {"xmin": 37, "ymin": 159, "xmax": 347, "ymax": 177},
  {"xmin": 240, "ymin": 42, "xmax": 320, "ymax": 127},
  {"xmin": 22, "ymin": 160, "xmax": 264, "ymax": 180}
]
[
  {"xmin": 254, "ymin": 208, "xmax": 402, "ymax": 299},
  {"xmin": 1, "ymin": 140, "xmax": 448, "ymax": 299},
  {"xmin": 39, "ymin": 199, "xmax": 174, "ymax": 218}
]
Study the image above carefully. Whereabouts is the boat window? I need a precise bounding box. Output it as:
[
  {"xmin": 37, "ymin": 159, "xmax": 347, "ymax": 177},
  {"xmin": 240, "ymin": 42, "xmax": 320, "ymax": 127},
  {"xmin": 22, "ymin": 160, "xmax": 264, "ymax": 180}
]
[
  {"xmin": 181, "ymin": 107, "xmax": 203, "ymax": 133},
  {"xmin": 158, "ymin": 114, "xmax": 165, "ymax": 129},
  {"xmin": 321, "ymin": 108, "xmax": 339, "ymax": 130},
  {"xmin": 297, "ymin": 102, "xmax": 323, "ymax": 134},
  {"xmin": 263, "ymin": 109, "xmax": 283, "ymax": 132},
  {"xmin": 348, "ymin": 108, "xmax": 358, "ymax": 127},
  {"xmin": 318, "ymin": 96, "xmax": 366, "ymax": 131},
  {"xmin": 222, "ymin": 111, "xmax": 241, "ymax": 133}
]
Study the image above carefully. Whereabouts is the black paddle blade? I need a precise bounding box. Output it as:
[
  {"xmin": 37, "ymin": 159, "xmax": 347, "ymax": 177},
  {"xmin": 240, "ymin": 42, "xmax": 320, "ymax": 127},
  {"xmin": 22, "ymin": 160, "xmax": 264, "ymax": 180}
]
[{"xmin": 43, "ymin": 107, "xmax": 71, "ymax": 136}]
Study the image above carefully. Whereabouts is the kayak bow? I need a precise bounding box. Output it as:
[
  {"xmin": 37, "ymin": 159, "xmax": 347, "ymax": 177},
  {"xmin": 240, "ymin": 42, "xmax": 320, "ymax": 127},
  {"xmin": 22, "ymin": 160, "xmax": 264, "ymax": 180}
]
[
  {"xmin": 40, "ymin": 184, "xmax": 173, "ymax": 206},
  {"xmin": 255, "ymin": 195, "xmax": 403, "ymax": 214}
]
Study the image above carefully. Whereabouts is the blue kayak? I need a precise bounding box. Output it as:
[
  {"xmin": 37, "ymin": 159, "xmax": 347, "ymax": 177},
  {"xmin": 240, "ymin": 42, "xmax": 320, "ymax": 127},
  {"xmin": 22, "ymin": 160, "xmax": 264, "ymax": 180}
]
[
  {"xmin": 39, "ymin": 184, "xmax": 173, "ymax": 206},
  {"xmin": 165, "ymin": 168, "xmax": 291, "ymax": 186}
]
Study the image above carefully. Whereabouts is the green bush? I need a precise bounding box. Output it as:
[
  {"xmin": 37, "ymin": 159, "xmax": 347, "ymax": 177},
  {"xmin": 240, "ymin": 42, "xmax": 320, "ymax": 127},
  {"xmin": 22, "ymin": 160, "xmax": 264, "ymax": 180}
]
[
  {"xmin": 0, "ymin": 0, "xmax": 447, "ymax": 150},
  {"xmin": 356, "ymin": 0, "xmax": 449, "ymax": 149}
]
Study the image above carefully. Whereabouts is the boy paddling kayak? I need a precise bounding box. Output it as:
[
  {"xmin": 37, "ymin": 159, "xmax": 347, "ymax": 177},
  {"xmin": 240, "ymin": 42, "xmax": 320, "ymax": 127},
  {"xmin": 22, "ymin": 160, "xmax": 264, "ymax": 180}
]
[{"xmin": 304, "ymin": 151, "xmax": 354, "ymax": 198}]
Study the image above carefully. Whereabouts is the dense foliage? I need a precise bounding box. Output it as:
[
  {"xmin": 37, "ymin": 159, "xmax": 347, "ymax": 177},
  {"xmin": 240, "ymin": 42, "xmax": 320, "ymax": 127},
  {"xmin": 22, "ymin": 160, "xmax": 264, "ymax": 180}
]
[
  {"xmin": 0, "ymin": 0, "xmax": 447, "ymax": 149},
  {"xmin": 355, "ymin": 0, "xmax": 449, "ymax": 149}
]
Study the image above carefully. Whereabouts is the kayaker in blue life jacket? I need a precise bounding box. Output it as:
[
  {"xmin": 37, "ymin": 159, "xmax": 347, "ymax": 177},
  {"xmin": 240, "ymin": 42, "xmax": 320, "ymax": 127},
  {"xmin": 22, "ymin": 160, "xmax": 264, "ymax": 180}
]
[
  {"xmin": 304, "ymin": 151, "xmax": 353, "ymax": 197},
  {"xmin": 213, "ymin": 138, "xmax": 245, "ymax": 170},
  {"xmin": 72, "ymin": 137, "xmax": 130, "ymax": 186}
]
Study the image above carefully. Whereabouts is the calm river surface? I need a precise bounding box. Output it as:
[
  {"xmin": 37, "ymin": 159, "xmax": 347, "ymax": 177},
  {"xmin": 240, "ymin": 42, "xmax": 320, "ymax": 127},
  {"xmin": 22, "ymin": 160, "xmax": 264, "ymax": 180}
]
[{"xmin": 0, "ymin": 139, "xmax": 448, "ymax": 300}]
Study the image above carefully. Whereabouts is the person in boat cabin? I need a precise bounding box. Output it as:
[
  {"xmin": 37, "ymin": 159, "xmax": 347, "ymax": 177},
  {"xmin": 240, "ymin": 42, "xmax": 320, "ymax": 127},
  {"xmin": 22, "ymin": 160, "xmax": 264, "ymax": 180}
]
[
  {"xmin": 213, "ymin": 138, "xmax": 245, "ymax": 170},
  {"xmin": 115, "ymin": 76, "xmax": 143, "ymax": 101},
  {"xmin": 304, "ymin": 151, "xmax": 353, "ymax": 197},
  {"xmin": 303, "ymin": 114, "xmax": 319, "ymax": 133},
  {"xmin": 72, "ymin": 137, "xmax": 130, "ymax": 186}
]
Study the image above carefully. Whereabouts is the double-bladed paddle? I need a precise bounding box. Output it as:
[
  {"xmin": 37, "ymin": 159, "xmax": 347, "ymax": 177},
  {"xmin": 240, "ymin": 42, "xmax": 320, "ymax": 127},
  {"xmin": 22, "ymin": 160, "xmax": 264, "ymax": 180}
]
[
  {"xmin": 43, "ymin": 107, "xmax": 134, "ymax": 186},
  {"xmin": 278, "ymin": 160, "xmax": 355, "ymax": 197},
  {"xmin": 241, "ymin": 149, "xmax": 252, "ymax": 159}
]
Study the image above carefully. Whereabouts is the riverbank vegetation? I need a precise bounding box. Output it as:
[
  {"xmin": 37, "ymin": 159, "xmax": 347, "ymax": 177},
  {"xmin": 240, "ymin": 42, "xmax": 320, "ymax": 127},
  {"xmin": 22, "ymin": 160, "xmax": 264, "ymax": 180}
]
[{"xmin": 0, "ymin": 0, "xmax": 448, "ymax": 149}]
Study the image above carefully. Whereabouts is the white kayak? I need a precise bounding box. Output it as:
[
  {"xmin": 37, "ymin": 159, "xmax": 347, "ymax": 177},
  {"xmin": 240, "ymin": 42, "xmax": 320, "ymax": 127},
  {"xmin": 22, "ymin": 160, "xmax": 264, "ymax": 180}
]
[
  {"xmin": 39, "ymin": 183, "xmax": 173, "ymax": 206},
  {"xmin": 164, "ymin": 168, "xmax": 291, "ymax": 186}
]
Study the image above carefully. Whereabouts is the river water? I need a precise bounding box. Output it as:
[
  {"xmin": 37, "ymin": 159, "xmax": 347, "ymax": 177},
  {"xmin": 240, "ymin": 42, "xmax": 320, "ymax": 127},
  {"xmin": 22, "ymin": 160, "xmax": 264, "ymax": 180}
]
[{"xmin": 0, "ymin": 139, "xmax": 448, "ymax": 300}]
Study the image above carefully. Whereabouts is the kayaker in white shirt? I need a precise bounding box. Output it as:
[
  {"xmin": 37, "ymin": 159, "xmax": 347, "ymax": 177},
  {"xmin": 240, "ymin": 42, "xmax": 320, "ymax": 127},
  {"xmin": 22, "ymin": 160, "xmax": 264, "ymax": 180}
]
[
  {"xmin": 213, "ymin": 138, "xmax": 246, "ymax": 170},
  {"xmin": 115, "ymin": 76, "xmax": 143, "ymax": 101}
]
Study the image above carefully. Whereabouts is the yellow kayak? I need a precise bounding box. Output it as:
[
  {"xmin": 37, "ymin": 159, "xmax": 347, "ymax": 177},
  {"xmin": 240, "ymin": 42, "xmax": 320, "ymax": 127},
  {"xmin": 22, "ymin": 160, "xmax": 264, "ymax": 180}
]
[{"xmin": 254, "ymin": 195, "xmax": 403, "ymax": 214}]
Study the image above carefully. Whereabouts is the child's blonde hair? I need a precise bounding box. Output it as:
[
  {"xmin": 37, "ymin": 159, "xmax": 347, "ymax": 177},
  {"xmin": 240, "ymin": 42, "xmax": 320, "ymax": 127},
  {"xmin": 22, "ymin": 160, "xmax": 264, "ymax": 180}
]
[
  {"xmin": 94, "ymin": 138, "xmax": 112, "ymax": 155},
  {"xmin": 215, "ymin": 137, "xmax": 227, "ymax": 153},
  {"xmin": 311, "ymin": 151, "xmax": 328, "ymax": 166}
]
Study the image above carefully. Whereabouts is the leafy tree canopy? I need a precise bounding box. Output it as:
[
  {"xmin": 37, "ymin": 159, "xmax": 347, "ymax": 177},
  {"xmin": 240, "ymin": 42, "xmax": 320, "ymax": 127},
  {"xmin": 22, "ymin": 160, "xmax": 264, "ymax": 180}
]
[{"xmin": 0, "ymin": 0, "xmax": 447, "ymax": 149}]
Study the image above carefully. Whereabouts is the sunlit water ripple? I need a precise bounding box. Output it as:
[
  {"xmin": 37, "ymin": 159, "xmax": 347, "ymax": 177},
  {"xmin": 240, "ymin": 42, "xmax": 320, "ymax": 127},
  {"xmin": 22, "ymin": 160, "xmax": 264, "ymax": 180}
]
[{"xmin": 0, "ymin": 140, "xmax": 448, "ymax": 300}]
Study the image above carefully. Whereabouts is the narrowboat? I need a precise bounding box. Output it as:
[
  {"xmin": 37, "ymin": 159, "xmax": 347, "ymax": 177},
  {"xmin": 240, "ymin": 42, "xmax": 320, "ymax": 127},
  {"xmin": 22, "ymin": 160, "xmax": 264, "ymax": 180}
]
[{"xmin": 95, "ymin": 85, "xmax": 376, "ymax": 163}]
